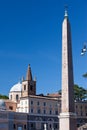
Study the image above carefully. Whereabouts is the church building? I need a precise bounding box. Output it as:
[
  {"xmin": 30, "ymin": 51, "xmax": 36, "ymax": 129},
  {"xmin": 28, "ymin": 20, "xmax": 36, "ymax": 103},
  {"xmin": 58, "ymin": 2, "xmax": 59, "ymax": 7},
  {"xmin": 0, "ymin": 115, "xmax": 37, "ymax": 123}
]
[
  {"xmin": 0, "ymin": 64, "xmax": 60, "ymax": 130},
  {"xmin": 0, "ymin": 11, "xmax": 87, "ymax": 130}
]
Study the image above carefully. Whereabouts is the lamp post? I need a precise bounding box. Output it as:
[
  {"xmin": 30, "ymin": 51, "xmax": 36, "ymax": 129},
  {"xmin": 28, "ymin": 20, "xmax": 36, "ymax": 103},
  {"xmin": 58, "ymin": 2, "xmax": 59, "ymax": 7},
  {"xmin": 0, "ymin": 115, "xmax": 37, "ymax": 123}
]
[
  {"xmin": 81, "ymin": 43, "xmax": 87, "ymax": 55},
  {"xmin": 44, "ymin": 123, "xmax": 47, "ymax": 130}
]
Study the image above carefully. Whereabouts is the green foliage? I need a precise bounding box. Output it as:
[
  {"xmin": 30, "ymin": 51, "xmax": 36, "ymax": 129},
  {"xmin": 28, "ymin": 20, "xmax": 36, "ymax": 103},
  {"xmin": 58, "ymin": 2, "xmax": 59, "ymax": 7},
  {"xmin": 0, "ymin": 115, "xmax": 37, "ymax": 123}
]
[
  {"xmin": 58, "ymin": 85, "xmax": 87, "ymax": 101},
  {"xmin": 83, "ymin": 72, "xmax": 87, "ymax": 78},
  {"xmin": 58, "ymin": 90, "xmax": 61, "ymax": 95},
  {"xmin": 0, "ymin": 94, "xmax": 9, "ymax": 99},
  {"xmin": 74, "ymin": 84, "xmax": 87, "ymax": 101}
]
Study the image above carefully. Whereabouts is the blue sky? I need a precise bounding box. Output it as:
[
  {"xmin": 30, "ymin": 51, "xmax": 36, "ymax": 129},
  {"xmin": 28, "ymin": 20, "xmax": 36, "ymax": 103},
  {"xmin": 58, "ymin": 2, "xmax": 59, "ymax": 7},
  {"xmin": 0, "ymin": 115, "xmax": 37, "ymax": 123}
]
[{"xmin": 0, "ymin": 0, "xmax": 87, "ymax": 96}]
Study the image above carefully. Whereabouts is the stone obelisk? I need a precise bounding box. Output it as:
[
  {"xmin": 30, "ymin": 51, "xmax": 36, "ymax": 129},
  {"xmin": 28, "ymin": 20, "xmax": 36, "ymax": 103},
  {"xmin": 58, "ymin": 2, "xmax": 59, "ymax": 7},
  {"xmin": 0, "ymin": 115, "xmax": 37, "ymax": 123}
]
[{"xmin": 59, "ymin": 10, "xmax": 77, "ymax": 130}]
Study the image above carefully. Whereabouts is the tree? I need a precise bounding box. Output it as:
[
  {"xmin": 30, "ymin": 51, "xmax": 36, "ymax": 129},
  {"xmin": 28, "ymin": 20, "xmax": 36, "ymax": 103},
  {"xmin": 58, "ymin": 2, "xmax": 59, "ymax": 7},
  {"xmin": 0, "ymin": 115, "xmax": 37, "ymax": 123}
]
[
  {"xmin": 82, "ymin": 72, "xmax": 87, "ymax": 78},
  {"xmin": 58, "ymin": 85, "xmax": 87, "ymax": 101},
  {"xmin": 74, "ymin": 84, "xmax": 87, "ymax": 101},
  {"xmin": 0, "ymin": 94, "xmax": 9, "ymax": 99},
  {"xmin": 58, "ymin": 90, "xmax": 61, "ymax": 95}
]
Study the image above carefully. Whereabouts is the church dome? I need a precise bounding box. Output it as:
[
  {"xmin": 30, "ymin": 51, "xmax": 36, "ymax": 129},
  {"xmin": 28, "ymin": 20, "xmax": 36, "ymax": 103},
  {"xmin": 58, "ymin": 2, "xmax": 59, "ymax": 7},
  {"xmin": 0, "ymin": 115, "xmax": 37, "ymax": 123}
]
[
  {"xmin": 10, "ymin": 82, "xmax": 22, "ymax": 92},
  {"xmin": 0, "ymin": 99, "xmax": 6, "ymax": 110}
]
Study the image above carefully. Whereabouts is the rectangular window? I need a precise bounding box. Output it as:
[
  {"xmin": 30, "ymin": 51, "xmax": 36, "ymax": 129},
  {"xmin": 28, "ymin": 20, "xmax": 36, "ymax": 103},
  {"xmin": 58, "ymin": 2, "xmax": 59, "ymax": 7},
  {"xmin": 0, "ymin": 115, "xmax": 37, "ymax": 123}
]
[
  {"xmin": 24, "ymin": 85, "xmax": 26, "ymax": 90},
  {"xmin": 21, "ymin": 108, "xmax": 23, "ymax": 112},
  {"xmin": 31, "ymin": 101, "xmax": 33, "ymax": 105},
  {"xmin": 31, "ymin": 109, "xmax": 33, "ymax": 113},
  {"xmin": 50, "ymin": 110, "xmax": 52, "ymax": 115},
  {"xmin": 43, "ymin": 110, "xmax": 46, "ymax": 114},
  {"xmin": 80, "ymin": 106, "xmax": 82, "ymax": 109},
  {"xmin": 31, "ymin": 123, "xmax": 34, "ymax": 128},
  {"xmin": 21, "ymin": 101, "xmax": 23, "ymax": 105},
  {"xmin": 25, "ymin": 101, "xmax": 27, "ymax": 104},
  {"xmin": 37, "ymin": 109, "xmax": 41, "ymax": 114},
  {"xmin": 76, "ymin": 105, "xmax": 78, "ymax": 109},
  {"xmin": 81, "ymin": 111, "xmax": 83, "ymax": 116},
  {"xmin": 25, "ymin": 108, "xmax": 27, "ymax": 113},
  {"xmin": 9, "ymin": 106, "xmax": 13, "ymax": 110},
  {"xmin": 55, "ymin": 110, "xmax": 58, "ymax": 115},
  {"xmin": 37, "ymin": 101, "xmax": 40, "ymax": 105},
  {"xmin": 76, "ymin": 111, "xmax": 78, "ymax": 115},
  {"xmin": 43, "ymin": 102, "xmax": 46, "ymax": 106}
]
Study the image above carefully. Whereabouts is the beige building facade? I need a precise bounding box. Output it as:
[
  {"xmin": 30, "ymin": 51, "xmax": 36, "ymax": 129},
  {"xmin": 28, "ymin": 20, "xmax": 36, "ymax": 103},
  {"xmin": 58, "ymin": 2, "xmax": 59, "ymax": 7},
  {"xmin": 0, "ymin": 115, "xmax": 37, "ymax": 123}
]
[{"xmin": 0, "ymin": 65, "xmax": 87, "ymax": 130}]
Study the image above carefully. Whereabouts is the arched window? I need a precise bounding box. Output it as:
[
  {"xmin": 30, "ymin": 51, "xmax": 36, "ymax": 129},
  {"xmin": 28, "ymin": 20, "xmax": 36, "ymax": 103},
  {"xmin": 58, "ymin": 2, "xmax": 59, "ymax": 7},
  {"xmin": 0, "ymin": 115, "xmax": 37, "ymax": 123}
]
[
  {"xmin": 24, "ymin": 85, "xmax": 26, "ymax": 90},
  {"xmin": 16, "ymin": 94, "xmax": 19, "ymax": 101},
  {"xmin": 30, "ymin": 85, "xmax": 33, "ymax": 91},
  {"xmin": 24, "ymin": 124, "xmax": 26, "ymax": 129},
  {"xmin": 10, "ymin": 95, "xmax": 12, "ymax": 100}
]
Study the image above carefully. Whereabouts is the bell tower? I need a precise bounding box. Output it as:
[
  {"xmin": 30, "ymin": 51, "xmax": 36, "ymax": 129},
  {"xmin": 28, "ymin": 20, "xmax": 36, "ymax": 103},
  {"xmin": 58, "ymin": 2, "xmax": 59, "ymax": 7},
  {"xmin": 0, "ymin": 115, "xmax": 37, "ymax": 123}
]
[{"xmin": 21, "ymin": 64, "xmax": 36, "ymax": 97}]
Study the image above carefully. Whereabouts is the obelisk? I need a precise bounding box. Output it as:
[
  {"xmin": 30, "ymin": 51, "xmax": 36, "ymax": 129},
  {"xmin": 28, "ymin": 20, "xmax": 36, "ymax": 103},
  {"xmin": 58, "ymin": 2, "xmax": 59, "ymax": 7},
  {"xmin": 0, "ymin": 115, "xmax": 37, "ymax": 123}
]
[{"xmin": 59, "ymin": 10, "xmax": 77, "ymax": 130}]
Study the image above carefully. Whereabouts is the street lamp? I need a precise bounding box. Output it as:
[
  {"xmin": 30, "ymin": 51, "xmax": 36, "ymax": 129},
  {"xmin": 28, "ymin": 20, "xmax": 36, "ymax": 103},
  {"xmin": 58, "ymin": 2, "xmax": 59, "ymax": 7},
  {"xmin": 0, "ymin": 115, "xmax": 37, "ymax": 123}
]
[
  {"xmin": 44, "ymin": 123, "xmax": 47, "ymax": 130},
  {"xmin": 81, "ymin": 43, "xmax": 87, "ymax": 55}
]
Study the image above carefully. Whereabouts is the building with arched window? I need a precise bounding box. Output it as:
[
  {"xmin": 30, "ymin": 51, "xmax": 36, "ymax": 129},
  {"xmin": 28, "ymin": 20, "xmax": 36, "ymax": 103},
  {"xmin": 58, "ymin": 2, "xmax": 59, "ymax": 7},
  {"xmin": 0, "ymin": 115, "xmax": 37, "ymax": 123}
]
[
  {"xmin": 9, "ymin": 82, "xmax": 22, "ymax": 102},
  {"xmin": 0, "ymin": 65, "xmax": 87, "ymax": 130},
  {"xmin": 0, "ymin": 65, "xmax": 60, "ymax": 130}
]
